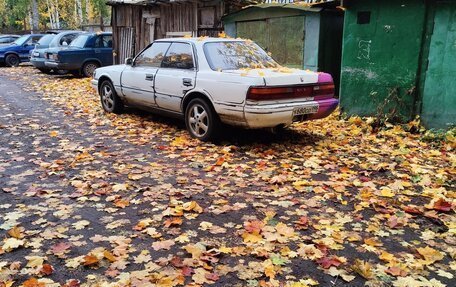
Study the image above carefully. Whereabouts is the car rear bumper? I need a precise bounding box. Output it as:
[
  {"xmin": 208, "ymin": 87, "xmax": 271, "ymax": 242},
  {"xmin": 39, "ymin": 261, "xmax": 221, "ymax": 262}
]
[
  {"xmin": 30, "ymin": 58, "xmax": 47, "ymax": 69},
  {"xmin": 243, "ymin": 98, "xmax": 339, "ymax": 128},
  {"xmin": 45, "ymin": 61, "xmax": 79, "ymax": 71}
]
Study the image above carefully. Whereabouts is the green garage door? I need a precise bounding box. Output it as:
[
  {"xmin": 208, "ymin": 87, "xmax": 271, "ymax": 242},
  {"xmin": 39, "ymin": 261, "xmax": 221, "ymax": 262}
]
[
  {"xmin": 236, "ymin": 16, "xmax": 305, "ymax": 68},
  {"xmin": 422, "ymin": 2, "xmax": 456, "ymax": 129}
]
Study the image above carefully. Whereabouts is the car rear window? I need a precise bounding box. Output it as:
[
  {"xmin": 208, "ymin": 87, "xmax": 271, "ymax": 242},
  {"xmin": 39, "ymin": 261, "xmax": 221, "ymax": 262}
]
[
  {"xmin": 203, "ymin": 41, "xmax": 279, "ymax": 71},
  {"xmin": 37, "ymin": 34, "xmax": 55, "ymax": 46}
]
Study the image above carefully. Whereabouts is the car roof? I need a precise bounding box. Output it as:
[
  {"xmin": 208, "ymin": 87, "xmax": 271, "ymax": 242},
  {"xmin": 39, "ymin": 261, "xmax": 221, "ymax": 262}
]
[
  {"xmin": 76, "ymin": 31, "xmax": 112, "ymax": 37},
  {"xmin": 155, "ymin": 37, "xmax": 245, "ymax": 44}
]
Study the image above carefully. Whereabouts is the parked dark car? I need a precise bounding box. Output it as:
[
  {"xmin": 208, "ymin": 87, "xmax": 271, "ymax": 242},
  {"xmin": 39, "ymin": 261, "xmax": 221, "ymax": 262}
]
[
  {"xmin": 0, "ymin": 35, "xmax": 20, "ymax": 47},
  {"xmin": 30, "ymin": 31, "xmax": 82, "ymax": 74},
  {"xmin": 0, "ymin": 34, "xmax": 44, "ymax": 67},
  {"xmin": 45, "ymin": 32, "xmax": 113, "ymax": 77}
]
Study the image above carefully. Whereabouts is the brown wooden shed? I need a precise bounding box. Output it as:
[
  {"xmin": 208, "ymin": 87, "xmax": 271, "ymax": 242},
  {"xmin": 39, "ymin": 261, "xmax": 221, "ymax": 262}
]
[{"xmin": 107, "ymin": 0, "xmax": 251, "ymax": 64}]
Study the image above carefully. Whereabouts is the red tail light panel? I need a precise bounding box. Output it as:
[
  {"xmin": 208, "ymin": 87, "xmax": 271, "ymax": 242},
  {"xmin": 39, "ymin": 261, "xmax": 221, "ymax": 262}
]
[{"xmin": 247, "ymin": 83, "xmax": 335, "ymax": 101}]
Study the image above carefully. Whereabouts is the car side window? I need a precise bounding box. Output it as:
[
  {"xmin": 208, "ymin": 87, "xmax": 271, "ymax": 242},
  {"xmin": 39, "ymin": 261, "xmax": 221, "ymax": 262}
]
[
  {"xmin": 161, "ymin": 43, "xmax": 194, "ymax": 69},
  {"xmin": 95, "ymin": 35, "xmax": 112, "ymax": 48},
  {"xmin": 0, "ymin": 38, "xmax": 10, "ymax": 43},
  {"xmin": 60, "ymin": 34, "xmax": 77, "ymax": 46},
  {"xmin": 104, "ymin": 35, "xmax": 112, "ymax": 48},
  {"xmin": 94, "ymin": 36, "xmax": 103, "ymax": 48},
  {"xmin": 135, "ymin": 42, "xmax": 170, "ymax": 67}
]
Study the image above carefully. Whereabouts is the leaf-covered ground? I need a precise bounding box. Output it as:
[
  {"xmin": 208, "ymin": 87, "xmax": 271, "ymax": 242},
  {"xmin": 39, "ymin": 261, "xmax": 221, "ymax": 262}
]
[{"xmin": 0, "ymin": 66, "xmax": 454, "ymax": 287}]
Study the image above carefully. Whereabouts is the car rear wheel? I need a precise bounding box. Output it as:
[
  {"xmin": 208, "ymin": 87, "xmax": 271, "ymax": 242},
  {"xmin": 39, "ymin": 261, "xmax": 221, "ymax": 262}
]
[
  {"xmin": 185, "ymin": 98, "xmax": 220, "ymax": 141},
  {"xmin": 38, "ymin": 68, "xmax": 53, "ymax": 74},
  {"xmin": 5, "ymin": 54, "xmax": 20, "ymax": 67},
  {"xmin": 82, "ymin": 61, "xmax": 99, "ymax": 77},
  {"xmin": 54, "ymin": 69, "xmax": 68, "ymax": 75},
  {"xmin": 100, "ymin": 80, "xmax": 123, "ymax": 114}
]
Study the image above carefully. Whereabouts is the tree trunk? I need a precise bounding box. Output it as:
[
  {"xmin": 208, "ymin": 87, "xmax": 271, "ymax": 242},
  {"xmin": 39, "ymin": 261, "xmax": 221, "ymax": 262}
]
[
  {"xmin": 54, "ymin": 0, "xmax": 60, "ymax": 29},
  {"xmin": 76, "ymin": 0, "xmax": 83, "ymax": 27},
  {"xmin": 31, "ymin": 0, "xmax": 39, "ymax": 33}
]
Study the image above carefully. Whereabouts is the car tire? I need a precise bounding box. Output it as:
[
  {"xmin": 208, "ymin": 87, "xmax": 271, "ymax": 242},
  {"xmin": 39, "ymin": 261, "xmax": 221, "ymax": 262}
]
[
  {"xmin": 5, "ymin": 54, "xmax": 20, "ymax": 67},
  {"xmin": 38, "ymin": 68, "xmax": 53, "ymax": 74},
  {"xmin": 54, "ymin": 69, "xmax": 68, "ymax": 75},
  {"xmin": 100, "ymin": 80, "xmax": 123, "ymax": 114},
  {"xmin": 82, "ymin": 61, "xmax": 99, "ymax": 77},
  {"xmin": 185, "ymin": 98, "xmax": 220, "ymax": 141}
]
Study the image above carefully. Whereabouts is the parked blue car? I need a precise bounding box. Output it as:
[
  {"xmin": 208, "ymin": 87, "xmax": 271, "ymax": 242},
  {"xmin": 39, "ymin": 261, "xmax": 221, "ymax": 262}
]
[
  {"xmin": 45, "ymin": 32, "xmax": 113, "ymax": 77},
  {"xmin": 30, "ymin": 31, "xmax": 82, "ymax": 74},
  {"xmin": 0, "ymin": 34, "xmax": 44, "ymax": 67}
]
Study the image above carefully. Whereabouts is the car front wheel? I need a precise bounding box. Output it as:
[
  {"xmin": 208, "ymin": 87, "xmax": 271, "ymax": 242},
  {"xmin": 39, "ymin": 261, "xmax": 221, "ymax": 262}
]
[
  {"xmin": 185, "ymin": 98, "xmax": 220, "ymax": 141},
  {"xmin": 5, "ymin": 54, "xmax": 20, "ymax": 67},
  {"xmin": 100, "ymin": 80, "xmax": 123, "ymax": 114}
]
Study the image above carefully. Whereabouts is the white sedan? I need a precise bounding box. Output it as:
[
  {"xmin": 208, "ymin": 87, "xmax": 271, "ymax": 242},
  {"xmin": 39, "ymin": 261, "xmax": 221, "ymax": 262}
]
[{"xmin": 91, "ymin": 37, "xmax": 338, "ymax": 141}]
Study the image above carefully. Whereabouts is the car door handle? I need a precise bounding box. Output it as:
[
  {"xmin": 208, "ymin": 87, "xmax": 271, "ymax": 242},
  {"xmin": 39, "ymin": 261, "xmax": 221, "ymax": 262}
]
[
  {"xmin": 95, "ymin": 49, "xmax": 101, "ymax": 53},
  {"xmin": 145, "ymin": 74, "xmax": 154, "ymax": 81},
  {"xmin": 183, "ymin": 78, "xmax": 192, "ymax": 87}
]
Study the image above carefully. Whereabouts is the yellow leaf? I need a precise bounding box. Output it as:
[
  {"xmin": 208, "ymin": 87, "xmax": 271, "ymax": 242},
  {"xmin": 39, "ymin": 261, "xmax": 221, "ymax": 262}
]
[
  {"xmin": 242, "ymin": 232, "xmax": 263, "ymax": 243},
  {"xmin": 417, "ymin": 246, "xmax": 444, "ymax": 264},
  {"xmin": 2, "ymin": 238, "xmax": 24, "ymax": 252},
  {"xmin": 380, "ymin": 187, "xmax": 395, "ymax": 197}
]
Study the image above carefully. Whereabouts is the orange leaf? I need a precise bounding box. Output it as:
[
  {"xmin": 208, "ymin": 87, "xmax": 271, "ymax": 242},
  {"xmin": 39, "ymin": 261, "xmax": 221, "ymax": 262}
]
[
  {"xmin": 104, "ymin": 250, "xmax": 117, "ymax": 262},
  {"xmin": 23, "ymin": 278, "xmax": 45, "ymax": 287},
  {"xmin": 164, "ymin": 217, "xmax": 183, "ymax": 228},
  {"xmin": 114, "ymin": 199, "xmax": 130, "ymax": 208},
  {"xmin": 83, "ymin": 255, "xmax": 99, "ymax": 266},
  {"xmin": 40, "ymin": 264, "xmax": 54, "ymax": 275},
  {"xmin": 215, "ymin": 157, "xmax": 225, "ymax": 166}
]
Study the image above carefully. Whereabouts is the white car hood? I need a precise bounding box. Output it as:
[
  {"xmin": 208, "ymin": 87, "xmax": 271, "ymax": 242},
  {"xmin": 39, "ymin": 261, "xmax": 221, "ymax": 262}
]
[
  {"xmin": 97, "ymin": 64, "xmax": 126, "ymax": 74},
  {"xmin": 222, "ymin": 68, "xmax": 319, "ymax": 86}
]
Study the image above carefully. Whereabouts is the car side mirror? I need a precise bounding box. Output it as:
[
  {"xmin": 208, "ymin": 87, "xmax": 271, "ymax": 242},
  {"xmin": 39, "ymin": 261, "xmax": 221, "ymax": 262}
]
[{"xmin": 125, "ymin": 57, "xmax": 133, "ymax": 66}]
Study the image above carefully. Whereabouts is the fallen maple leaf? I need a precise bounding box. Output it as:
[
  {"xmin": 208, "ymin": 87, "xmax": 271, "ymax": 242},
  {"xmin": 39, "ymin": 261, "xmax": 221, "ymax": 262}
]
[
  {"xmin": 317, "ymin": 256, "xmax": 343, "ymax": 269},
  {"xmin": 82, "ymin": 255, "xmax": 99, "ymax": 266},
  {"xmin": 385, "ymin": 266, "xmax": 408, "ymax": 277},
  {"xmin": 152, "ymin": 239, "xmax": 175, "ymax": 251},
  {"xmin": 416, "ymin": 246, "xmax": 444, "ymax": 264},
  {"xmin": 39, "ymin": 263, "xmax": 54, "ymax": 276},
  {"xmin": 164, "ymin": 217, "xmax": 183, "ymax": 228},
  {"xmin": 431, "ymin": 198, "xmax": 453, "ymax": 212},
  {"xmin": 7, "ymin": 226, "xmax": 24, "ymax": 239},
  {"xmin": 351, "ymin": 259, "xmax": 373, "ymax": 279},
  {"xmin": 23, "ymin": 278, "xmax": 45, "ymax": 287},
  {"xmin": 50, "ymin": 242, "xmax": 72, "ymax": 257},
  {"xmin": 2, "ymin": 238, "xmax": 24, "ymax": 252},
  {"xmin": 244, "ymin": 220, "xmax": 264, "ymax": 234}
]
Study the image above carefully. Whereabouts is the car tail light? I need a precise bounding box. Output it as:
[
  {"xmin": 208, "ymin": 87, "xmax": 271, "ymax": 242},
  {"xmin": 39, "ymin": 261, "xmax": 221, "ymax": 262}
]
[{"xmin": 246, "ymin": 83, "xmax": 335, "ymax": 101}]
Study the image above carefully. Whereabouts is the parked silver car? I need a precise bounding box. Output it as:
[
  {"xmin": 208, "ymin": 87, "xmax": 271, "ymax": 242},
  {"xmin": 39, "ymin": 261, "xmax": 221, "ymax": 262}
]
[{"xmin": 30, "ymin": 30, "xmax": 82, "ymax": 74}]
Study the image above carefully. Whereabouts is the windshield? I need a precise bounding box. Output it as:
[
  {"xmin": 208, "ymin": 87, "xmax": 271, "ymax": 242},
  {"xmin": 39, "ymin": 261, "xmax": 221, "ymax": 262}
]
[
  {"xmin": 13, "ymin": 35, "xmax": 29, "ymax": 46},
  {"xmin": 203, "ymin": 41, "xmax": 279, "ymax": 71},
  {"xmin": 70, "ymin": 35, "xmax": 89, "ymax": 48},
  {"xmin": 37, "ymin": 34, "xmax": 55, "ymax": 46}
]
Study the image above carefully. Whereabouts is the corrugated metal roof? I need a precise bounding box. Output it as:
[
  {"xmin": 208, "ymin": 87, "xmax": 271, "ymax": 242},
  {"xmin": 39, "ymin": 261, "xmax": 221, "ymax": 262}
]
[{"xmin": 248, "ymin": 3, "xmax": 322, "ymax": 12}]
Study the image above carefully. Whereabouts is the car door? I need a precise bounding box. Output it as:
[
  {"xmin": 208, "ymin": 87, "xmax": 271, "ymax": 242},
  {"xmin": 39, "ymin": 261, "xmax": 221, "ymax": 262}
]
[
  {"xmin": 20, "ymin": 36, "xmax": 40, "ymax": 59},
  {"xmin": 94, "ymin": 34, "xmax": 113, "ymax": 66},
  {"xmin": 121, "ymin": 42, "xmax": 171, "ymax": 107},
  {"xmin": 154, "ymin": 42, "xmax": 197, "ymax": 113}
]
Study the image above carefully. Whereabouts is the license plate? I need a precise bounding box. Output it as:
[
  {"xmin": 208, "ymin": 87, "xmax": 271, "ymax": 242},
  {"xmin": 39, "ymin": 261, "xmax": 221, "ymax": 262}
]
[
  {"xmin": 292, "ymin": 105, "xmax": 319, "ymax": 116},
  {"xmin": 33, "ymin": 52, "xmax": 40, "ymax": 57}
]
